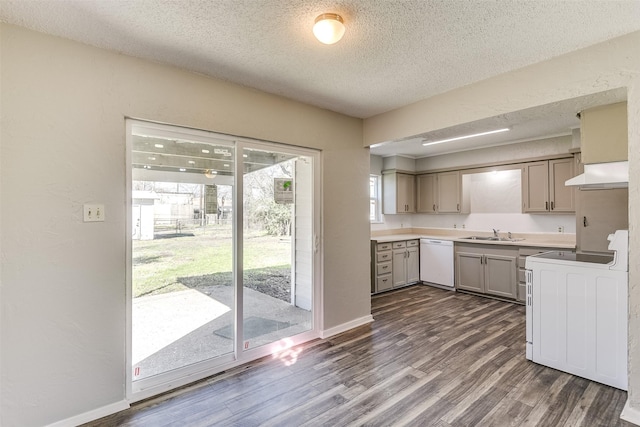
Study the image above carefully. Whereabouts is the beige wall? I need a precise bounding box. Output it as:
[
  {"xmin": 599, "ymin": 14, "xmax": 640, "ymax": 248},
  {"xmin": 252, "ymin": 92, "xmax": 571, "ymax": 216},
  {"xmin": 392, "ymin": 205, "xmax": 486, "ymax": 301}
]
[
  {"xmin": 0, "ymin": 24, "xmax": 370, "ymax": 426},
  {"xmin": 366, "ymin": 30, "xmax": 640, "ymax": 417}
]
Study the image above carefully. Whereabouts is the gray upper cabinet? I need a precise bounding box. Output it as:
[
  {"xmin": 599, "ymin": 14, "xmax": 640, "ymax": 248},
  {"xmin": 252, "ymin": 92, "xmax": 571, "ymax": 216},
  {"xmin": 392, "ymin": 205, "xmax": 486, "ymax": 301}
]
[
  {"xmin": 383, "ymin": 171, "xmax": 415, "ymax": 214},
  {"xmin": 416, "ymin": 174, "xmax": 437, "ymax": 213},
  {"xmin": 549, "ymin": 159, "xmax": 575, "ymax": 212},
  {"xmin": 437, "ymin": 171, "xmax": 461, "ymax": 213},
  {"xmin": 416, "ymin": 171, "xmax": 461, "ymax": 214},
  {"xmin": 522, "ymin": 159, "xmax": 574, "ymax": 213},
  {"xmin": 577, "ymin": 188, "xmax": 628, "ymax": 253},
  {"xmin": 580, "ymin": 102, "xmax": 627, "ymax": 164}
]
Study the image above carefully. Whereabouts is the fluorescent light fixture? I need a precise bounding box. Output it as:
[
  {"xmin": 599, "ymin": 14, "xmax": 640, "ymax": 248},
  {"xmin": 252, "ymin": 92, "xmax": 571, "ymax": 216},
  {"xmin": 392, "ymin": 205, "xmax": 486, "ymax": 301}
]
[
  {"xmin": 422, "ymin": 128, "xmax": 510, "ymax": 146},
  {"xmin": 188, "ymin": 160, "xmax": 195, "ymax": 164},
  {"xmin": 370, "ymin": 142, "xmax": 387, "ymax": 148},
  {"xmin": 202, "ymin": 149, "xmax": 210, "ymax": 154}
]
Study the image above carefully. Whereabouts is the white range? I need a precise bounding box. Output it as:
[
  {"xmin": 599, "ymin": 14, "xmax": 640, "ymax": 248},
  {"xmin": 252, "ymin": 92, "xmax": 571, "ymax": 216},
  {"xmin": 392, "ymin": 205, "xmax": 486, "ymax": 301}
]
[{"xmin": 525, "ymin": 230, "xmax": 628, "ymax": 390}]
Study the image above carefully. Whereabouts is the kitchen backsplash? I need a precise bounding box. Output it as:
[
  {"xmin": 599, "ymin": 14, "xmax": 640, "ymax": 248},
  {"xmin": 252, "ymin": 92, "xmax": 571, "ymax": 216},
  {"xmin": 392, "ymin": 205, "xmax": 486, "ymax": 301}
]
[{"xmin": 372, "ymin": 213, "xmax": 576, "ymax": 234}]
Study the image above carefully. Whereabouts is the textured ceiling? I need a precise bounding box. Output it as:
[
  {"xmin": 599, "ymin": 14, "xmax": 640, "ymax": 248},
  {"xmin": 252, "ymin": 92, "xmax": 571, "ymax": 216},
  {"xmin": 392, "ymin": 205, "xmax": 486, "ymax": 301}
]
[{"xmin": 1, "ymin": 1, "xmax": 639, "ymax": 157}]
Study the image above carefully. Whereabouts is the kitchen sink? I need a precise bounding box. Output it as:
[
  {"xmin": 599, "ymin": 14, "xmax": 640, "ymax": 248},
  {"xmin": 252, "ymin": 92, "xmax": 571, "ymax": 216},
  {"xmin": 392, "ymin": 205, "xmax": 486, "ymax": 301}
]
[
  {"xmin": 460, "ymin": 236, "xmax": 525, "ymax": 242},
  {"xmin": 461, "ymin": 236, "xmax": 498, "ymax": 241}
]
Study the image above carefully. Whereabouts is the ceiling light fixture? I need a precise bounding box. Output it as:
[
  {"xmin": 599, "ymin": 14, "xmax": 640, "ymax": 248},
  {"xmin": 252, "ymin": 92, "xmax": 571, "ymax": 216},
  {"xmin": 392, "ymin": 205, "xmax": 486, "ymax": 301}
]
[
  {"xmin": 313, "ymin": 13, "xmax": 345, "ymax": 45},
  {"xmin": 422, "ymin": 128, "xmax": 510, "ymax": 147}
]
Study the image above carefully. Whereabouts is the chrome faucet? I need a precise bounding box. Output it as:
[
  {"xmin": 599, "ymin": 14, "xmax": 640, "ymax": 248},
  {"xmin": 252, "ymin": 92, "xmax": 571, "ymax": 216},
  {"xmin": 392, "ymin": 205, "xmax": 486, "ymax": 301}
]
[{"xmin": 493, "ymin": 228, "xmax": 500, "ymax": 237}]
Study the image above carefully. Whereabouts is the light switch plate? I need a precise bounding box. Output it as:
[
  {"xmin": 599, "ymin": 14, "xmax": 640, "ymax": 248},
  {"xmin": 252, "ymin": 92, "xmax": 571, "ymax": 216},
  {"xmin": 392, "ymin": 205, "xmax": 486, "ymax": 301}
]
[{"xmin": 83, "ymin": 204, "xmax": 105, "ymax": 222}]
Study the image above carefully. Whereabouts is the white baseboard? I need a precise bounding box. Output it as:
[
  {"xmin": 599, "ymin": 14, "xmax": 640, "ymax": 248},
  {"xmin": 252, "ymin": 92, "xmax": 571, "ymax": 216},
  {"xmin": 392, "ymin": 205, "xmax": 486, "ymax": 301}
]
[
  {"xmin": 621, "ymin": 399, "xmax": 640, "ymax": 426},
  {"xmin": 46, "ymin": 400, "xmax": 130, "ymax": 427},
  {"xmin": 320, "ymin": 315, "xmax": 374, "ymax": 339}
]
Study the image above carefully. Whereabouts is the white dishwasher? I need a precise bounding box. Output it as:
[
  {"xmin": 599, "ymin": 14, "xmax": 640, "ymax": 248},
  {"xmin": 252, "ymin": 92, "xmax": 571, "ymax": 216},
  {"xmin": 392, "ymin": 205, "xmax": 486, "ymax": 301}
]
[{"xmin": 419, "ymin": 238, "xmax": 454, "ymax": 288}]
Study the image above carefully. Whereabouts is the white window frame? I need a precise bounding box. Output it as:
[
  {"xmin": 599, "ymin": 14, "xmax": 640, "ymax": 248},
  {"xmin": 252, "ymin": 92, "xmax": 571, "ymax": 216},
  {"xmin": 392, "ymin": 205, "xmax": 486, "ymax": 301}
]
[{"xmin": 370, "ymin": 174, "xmax": 383, "ymax": 223}]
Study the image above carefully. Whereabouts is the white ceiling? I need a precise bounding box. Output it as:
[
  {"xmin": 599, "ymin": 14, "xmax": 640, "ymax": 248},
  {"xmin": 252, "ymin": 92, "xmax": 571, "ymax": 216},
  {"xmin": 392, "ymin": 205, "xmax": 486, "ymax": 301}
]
[{"xmin": 1, "ymin": 0, "xmax": 639, "ymax": 157}]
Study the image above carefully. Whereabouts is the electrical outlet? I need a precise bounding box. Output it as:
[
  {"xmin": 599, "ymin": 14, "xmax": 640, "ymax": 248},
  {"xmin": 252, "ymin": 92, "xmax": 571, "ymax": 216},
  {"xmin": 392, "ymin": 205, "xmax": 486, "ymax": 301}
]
[
  {"xmin": 558, "ymin": 226, "xmax": 564, "ymax": 233},
  {"xmin": 453, "ymin": 224, "xmax": 457, "ymax": 229},
  {"xmin": 84, "ymin": 204, "xmax": 105, "ymax": 222}
]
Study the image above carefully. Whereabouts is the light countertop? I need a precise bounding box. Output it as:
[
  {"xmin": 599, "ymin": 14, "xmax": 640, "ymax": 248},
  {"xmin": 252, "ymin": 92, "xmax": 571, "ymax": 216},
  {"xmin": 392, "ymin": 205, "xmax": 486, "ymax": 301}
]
[{"xmin": 371, "ymin": 229, "xmax": 575, "ymax": 249}]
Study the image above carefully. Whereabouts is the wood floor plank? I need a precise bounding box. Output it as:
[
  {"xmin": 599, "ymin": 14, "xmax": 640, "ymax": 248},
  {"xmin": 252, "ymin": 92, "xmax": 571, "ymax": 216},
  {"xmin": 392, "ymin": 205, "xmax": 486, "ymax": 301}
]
[{"xmin": 82, "ymin": 285, "xmax": 631, "ymax": 427}]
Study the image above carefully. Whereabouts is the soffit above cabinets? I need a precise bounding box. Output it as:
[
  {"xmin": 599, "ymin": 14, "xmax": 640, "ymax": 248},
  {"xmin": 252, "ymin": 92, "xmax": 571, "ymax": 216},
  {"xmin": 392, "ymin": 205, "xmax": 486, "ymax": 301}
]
[{"xmin": 370, "ymin": 88, "xmax": 628, "ymax": 159}]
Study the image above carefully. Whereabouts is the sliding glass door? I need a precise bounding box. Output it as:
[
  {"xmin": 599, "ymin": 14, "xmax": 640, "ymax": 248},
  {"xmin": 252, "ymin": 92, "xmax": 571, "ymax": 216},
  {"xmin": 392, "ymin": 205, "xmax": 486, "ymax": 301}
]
[
  {"xmin": 127, "ymin": 120, "xmax": 319, "ymax": 399},
  {"xmin": 241, "ymin": 146, "xmax": 314, "ymax": 352}
]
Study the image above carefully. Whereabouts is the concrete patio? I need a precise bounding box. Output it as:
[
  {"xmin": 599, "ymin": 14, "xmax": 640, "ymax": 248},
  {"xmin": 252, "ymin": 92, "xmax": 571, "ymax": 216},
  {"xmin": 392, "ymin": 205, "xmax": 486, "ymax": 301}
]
[{"xmin": 132, "ymin": 286, "xmax": 312, "ymax": 380}]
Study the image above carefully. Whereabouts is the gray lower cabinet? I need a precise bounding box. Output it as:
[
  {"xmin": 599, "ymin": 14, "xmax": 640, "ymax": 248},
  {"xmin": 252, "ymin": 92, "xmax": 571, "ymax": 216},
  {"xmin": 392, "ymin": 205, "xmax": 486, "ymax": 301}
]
[
  {"xmin": 455, "ymin": 243, "xmax": 518, "ymax": 300},
  {"xmin": 517, "ymin": 247, "xmax": 557, "ymax": 302},
  {"xmin": 371, "ymin": 239, "xmax": 419, "ymax": 293}
]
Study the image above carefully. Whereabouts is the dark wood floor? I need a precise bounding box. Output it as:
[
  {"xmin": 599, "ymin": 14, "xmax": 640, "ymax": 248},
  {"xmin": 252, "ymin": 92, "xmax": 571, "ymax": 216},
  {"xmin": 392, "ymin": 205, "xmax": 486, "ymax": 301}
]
[{"xmin": 85, "ymin": 285, "xmax": 632, "ymax": 426}]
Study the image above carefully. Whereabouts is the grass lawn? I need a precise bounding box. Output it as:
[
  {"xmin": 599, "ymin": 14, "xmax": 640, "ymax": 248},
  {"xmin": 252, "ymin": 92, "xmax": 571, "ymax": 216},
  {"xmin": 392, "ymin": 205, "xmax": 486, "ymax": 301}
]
[{"xmin": 133, "ymin": 224, "xmax": 292, "ymax": 298}]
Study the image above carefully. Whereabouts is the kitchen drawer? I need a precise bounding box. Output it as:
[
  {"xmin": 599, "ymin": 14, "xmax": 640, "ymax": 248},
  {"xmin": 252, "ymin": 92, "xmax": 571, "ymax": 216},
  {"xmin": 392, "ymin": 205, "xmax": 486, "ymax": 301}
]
[
  {"xmin": 406, "ymin": 240, "xmax": 419, "ymax": 247},
  {"xmin": 377, "ymin": 242, "xmax": 392, "ymax": 252},
  {"xmin": 519, "ymin": 247, "xmax": 555, "ymax": 257},
  {"xmin": 392, "ymin": 241, "xmax": 406, "ymax": 249},
  {"xmin": 377, "ymin": 261, "xmax": 392, "ymax": 276},
  {"xmin": 377, "ymin": 274, "xmax": 393, "ymax": 292},
  {"xmin": 377, "ymin": 251, "xmax": 392, "ymax": 262}
]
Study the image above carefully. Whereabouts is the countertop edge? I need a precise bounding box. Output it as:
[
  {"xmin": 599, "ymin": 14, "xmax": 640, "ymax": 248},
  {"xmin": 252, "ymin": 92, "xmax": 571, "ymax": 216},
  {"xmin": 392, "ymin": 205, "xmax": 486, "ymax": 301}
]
[{"xmin": 371, "ymin": 234, "xmax": 575, "ymax": 249}]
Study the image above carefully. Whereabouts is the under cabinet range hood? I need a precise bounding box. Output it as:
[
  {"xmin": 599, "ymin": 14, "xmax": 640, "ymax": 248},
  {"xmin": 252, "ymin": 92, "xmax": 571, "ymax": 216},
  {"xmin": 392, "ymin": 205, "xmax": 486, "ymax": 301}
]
[{"xmin": 565, "ymin": 161, "xmax": 628, "ymax": 189}]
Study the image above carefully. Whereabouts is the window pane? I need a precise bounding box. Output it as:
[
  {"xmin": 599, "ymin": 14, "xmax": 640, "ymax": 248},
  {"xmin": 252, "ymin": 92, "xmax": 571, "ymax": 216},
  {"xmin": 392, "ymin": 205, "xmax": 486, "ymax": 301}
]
[
  {"xmin": 370, "ymin": 200, "xmax": 376, "ymax": 221},
  {"xmin": 369, "ymin": 176, "xmax": 376, "ymax": 198}
]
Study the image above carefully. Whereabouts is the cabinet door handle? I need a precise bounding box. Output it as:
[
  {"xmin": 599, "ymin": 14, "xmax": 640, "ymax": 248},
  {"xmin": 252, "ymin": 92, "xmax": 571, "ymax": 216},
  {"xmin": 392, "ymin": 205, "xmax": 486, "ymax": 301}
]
[
  {"xmin": 480, "ymin": 256, "xmax": 483, "ymax": 265},
  {"xmin": 583, "ymin": 216, "xmax": 588, "ymax": 227},
  {"xmin": 433, "ymin": 204, "xmax": 436, "ymax": 212},
  {"xmin": 546, "ymin": 201, "xmax": 549, "ymax": 210},
  {"xmin": 550, "ymin": 201, "xmax": 554, "ymax": 210},
  {"xmin": 457, "ymin": 203, "xmax": 460, "ymax": 211}
]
